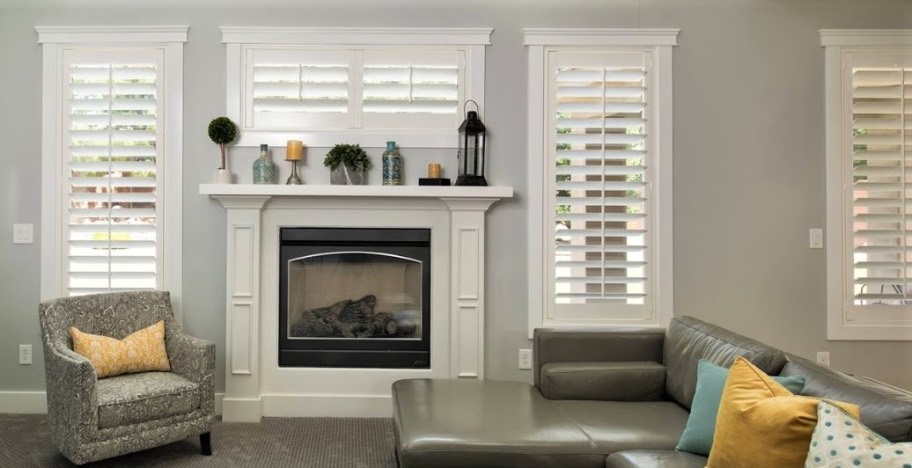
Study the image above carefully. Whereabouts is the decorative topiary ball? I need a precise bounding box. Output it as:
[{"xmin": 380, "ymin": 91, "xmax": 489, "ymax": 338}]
[{"xmin": 208, "ymin": 117, "xmax": 237, "ymax": 145}]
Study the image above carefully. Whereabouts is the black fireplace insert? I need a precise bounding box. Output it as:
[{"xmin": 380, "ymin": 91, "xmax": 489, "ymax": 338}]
[{"xmin": 279, "ymin": 227, "xmax": 430, "ymax": 368}]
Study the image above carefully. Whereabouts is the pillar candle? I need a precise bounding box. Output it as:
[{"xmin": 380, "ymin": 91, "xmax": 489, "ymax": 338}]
[
  {"xmin": 428, "ymin": 163, "xmax": 441, "ymax": 178},
  {"xmin": 286, "ymin": 140, "xmax": 303, "ymax": 161}
]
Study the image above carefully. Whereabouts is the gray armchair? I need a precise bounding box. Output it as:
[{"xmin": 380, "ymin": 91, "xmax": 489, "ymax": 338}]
[{"xmin": 38, "ymin": 291, "xmax": 215, "ymax": 465}]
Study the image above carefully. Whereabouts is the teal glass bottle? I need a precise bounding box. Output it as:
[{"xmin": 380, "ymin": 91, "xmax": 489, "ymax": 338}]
[
  {"xmin": 382, "ymin": 141, "xmax": 402, "ymax": 186},
  {"xmin": 253, "ymin": 144, "xmax": 276, "ymax": 184}
]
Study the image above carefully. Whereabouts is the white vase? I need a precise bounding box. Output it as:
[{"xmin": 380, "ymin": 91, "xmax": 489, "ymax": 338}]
[{"xmin": 213, "ymin": 168, "xmax": 232, "ymax": 184}]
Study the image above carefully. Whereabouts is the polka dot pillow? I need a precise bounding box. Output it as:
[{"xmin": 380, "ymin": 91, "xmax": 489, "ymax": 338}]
[{"xmin": 806, "ymin": 400, "xmax": 912, "ymax": 467}]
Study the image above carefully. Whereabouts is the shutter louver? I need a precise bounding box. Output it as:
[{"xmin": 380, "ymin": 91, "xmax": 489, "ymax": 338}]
[
  {"xmin": 65, "ymin": 57, "xmax": 160, "ymax": 296},
  {"xmin": 551, "ymin": 52, "xmax": 651, "ymax": 317},
  {"xmin": 361, "ymin": 50, "xmax": 462, "ymax": 129},
  {"xmin": 249, "ymin": 49, "xmax": 349, "ymax": 129},
  {"xmin": 851, "ymin": 67, "xmax": 912, "ymax": 305}
]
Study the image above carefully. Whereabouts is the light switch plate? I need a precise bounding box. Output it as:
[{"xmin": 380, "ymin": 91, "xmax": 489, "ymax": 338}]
[
  {"xmin": 809, "ymin": 228, "xmax": 823, "ymax": 249},
  {"xmin": 13, "ymin": 224, "xmax": 33, "ymax": 244}
]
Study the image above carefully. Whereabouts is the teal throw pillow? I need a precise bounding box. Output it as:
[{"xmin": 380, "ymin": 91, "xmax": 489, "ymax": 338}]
[
  {"xmin": 675, "ymin": 359, "xmax": 806, "ymax": 456},
  {"xmin": 807, "ymin": 400, "xmax": 912, "ymax": 467}
]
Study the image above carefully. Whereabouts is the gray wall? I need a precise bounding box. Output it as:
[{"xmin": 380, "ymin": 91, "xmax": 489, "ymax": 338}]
[{"xmin": 2, "ymin": 0, "xmax": 911, "ymax": 395}]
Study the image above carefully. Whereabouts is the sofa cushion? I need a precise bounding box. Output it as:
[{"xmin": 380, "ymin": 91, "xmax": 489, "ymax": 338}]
[
  {"xmin": 605, "ymin": 450, "xmax": 707, "ymax": 468},
  {"xmin": 663, "ymin": 316, "xmax": 787, "ymax": 409},
  {"xmin": 806, "ymin": 400, "xmax": 912, "ymax": 467},
  {"xmin": 552, "ymin": 400, "xmax": 690, "ymax": 454},
  {"xmin": 96, "ymin": 372, "xmax": 199, "ymax": 429},
  {"xmin": 540, "ymin": 361, "xmax": 665, "ymax": 401},
  {"xmin": 707, "ymin": 357, "xmax": 859, "ymax": 468},
  {"xmin": 676, "ymin": 359, "xmax": 805, "ymax": 456},
  {"xmin": 392, "ymin": 379, "xmax": 600, "ymax": 468},
  {"xmin": 780, "ymin": 354, "xmax": 912, "ymax": 442}
]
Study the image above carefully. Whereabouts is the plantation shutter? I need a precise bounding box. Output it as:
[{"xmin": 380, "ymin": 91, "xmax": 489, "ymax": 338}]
[
  {"xmin": 850, "ymin": 64, "xmax": 912, "ymax": 307},
  {"xmin": 63, "ymin": 49, "xmax": 163, "ymax": 296},
  {"xmin": 248, "ymin": 48, "xmax": 349, "ymax": 129},
  {"xmin": 361, "ymin": 50, "xmax": 462, "ymax": 129},
  {"xmin": 549, "ymin": 50, "xmax": 653, "ymax": 321}
]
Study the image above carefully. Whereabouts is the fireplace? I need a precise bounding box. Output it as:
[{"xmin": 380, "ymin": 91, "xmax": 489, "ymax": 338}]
[{"xmin": 279, "ymin": 227, "xmax": 431, "ymax": 368}]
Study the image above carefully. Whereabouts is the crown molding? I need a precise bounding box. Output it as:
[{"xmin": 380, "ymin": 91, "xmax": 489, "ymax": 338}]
[
  {"xmin": 523, "ymin": 28, "xmax": 680, "ymax": 46},
  {"xmin": 820, "ymin": 29, "xmax": 912, "ymax": 47},
  {"xmin": 221, "ymin": 27, "xmax": 492, "ymax": 45},
  {"xmin": 36, "ymin": 26, "xmax": 189, "ymax": 44}
]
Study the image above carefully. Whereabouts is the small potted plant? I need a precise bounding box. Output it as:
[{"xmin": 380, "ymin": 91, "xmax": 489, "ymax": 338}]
[
  {"xmin": 324, "ymin": 143, "xmax": 371, "ymax": 185},
  {"xmin": 208, "ymin": 116, "xmax": 238, "ymax": 183}
]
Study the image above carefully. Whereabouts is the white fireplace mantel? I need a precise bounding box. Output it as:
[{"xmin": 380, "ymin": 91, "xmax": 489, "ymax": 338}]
[{"xmin": 201, "ymin": 184, "xmax": 512, "ymax": 422}]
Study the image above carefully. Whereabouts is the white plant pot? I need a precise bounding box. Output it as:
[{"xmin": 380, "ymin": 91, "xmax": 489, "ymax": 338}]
[{"xmin": 213, "ymin": 168, "xmax": 232, "ymax": 184}]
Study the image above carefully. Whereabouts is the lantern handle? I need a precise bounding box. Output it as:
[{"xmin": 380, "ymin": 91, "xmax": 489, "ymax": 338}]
[{"xmin": 464, "ymin": 99, "xmax": 480, "ymax": 116}]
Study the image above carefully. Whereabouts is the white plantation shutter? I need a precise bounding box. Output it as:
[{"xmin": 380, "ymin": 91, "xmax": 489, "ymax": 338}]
[
  {"xmin": 848, "ymin": 63, "xmax": 912, "ymax": 308},
  {"xmin": 247, "ymin": 49, "xmax": 349, "ymax": 129},
  {"xmin": 362, "ymin": 50, "xmax": 462, "ymax": 129},
  {"xmin": 63, "ymin": 49, "xmax": 163, "ymax": 295},
  {"xmin": 548, "ymin": 50, "xmax": 654, "ymax": 321}
]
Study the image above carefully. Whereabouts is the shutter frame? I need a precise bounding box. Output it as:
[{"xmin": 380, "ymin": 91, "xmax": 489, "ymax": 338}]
[
  {"xmin": 547, "ymin": 48, "xmax": 656, "ymax": 322},
  {"xmin": 62, "ymin": 48, "xmax": 164, "ymax": 296}
]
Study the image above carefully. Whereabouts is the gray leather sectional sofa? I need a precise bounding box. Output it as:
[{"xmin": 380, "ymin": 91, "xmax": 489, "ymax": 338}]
[{"xmin": 392, "ymin": 316, "xmax": 912, "ymax": 467}]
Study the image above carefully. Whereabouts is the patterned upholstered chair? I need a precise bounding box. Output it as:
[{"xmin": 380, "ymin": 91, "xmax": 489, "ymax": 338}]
[{"xmin": 38, "ymin": 291, "xmax": 215, "ymax": 465}]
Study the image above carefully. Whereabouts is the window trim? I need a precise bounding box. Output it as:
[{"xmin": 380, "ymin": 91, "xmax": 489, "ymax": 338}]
[
  {"xmin": 37, "ymin": 26, "xmax": 186, "ymax": 319},
  {"xmin": 221, "ymin": 27, "xmax": 492, "ymax": 148},
  {"xmin": 822, "ymin": 29, "xmax": 912, "ymax": 340},
  {"xmin": 524, "ymin": 28, "xmax": 678, "ymax": 337}
]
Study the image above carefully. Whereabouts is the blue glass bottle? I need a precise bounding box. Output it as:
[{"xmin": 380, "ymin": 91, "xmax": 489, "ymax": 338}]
[
  {"xmin": 253, "ymin": 144, "xmax": 276, "ymax": 184},
  {"xmin": 382, "ymin": 141, "xmax": 402, "ymax": 186}
]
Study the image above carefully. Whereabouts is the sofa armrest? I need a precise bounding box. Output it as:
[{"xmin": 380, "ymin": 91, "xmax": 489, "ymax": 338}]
[
  {"xmin": 42, "ymin": 343, "xmax": 98, "ymax": 454},
  {"xmin": 539, "ymin": 361, "xmax": 666, "ymax": 401},
  {"xmin": 166, "ymin": 333, "xmax": 216, "ymax": 414},
  {"xmin": 533, "ymin": 328, "xmax": 666, "ymax": 390}
]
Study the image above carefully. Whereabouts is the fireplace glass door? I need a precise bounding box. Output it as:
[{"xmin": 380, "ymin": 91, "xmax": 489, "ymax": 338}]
[
  {"xmin": 279, "ymin": 228, "xmax": 430, "ymax": 368},
  {"xmin": 287, "ymin": 252, "xmax": 422, "ymax": 341}
]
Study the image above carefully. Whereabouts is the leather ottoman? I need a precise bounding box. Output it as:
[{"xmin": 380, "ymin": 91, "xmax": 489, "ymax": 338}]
[{"xmin": 392, "ymin": 379, "xmax": 601, "ymax": 468}]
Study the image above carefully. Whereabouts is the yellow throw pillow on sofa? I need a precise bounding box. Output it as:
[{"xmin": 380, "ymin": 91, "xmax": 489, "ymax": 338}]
[
  {"xmin": 706, "ymin": 356, "xmax": 859, "ymax": 468},
  {"xmin": 70, "ymin": 321, "xmax": 170, "ymax": 379}
]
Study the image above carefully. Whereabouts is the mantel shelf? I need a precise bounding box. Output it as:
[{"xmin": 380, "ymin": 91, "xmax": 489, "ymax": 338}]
[{"xmin": 199, "ymin": 184, "xmax": 513, "ymax": 199}]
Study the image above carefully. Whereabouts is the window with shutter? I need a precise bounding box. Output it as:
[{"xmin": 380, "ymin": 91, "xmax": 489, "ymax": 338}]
[
  {"xmin": 65, "ymin": 51, "xmax": 162, "ymax": 295},
  {"xmin": 551, "ymin": 52, "xmax": 651, "ymax": 319},
  {"xmin": 362, "ymin": 49, "xmax": 463, "ymax": 130},
  {"xmin": 850, "ymin": 66, "xmax": 911, "ymax": 307},
  {"xmin": 822, "ymin": 29, "xmax": 912, "ymax": 340},
  {"xmin": 223, "ymin": 28, "xmax": 490, "ymax": 148},
  {"xmin": 526, "ymin": 29, "xmax": 677, "ymax": 331},
  {"xmin": 248, "ymin": 49, "xmax": 350, "ymax": 130},
  {"xmin": 38, "ymin": 26, "xmax": 185, "ymax": 304}
]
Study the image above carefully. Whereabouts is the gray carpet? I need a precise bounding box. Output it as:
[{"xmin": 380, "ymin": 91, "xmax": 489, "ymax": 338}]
[{"xmin": 0, "ymin": 414, "xmax": 398, "ymax": 467}]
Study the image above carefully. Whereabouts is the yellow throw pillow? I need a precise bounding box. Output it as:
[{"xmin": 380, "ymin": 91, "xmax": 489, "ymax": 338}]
[
  {"xmin": 70, "ymin": 321, "xmax": 170, "ymax": 379},
  {"xmin": 706, "ymin": 356, "xmax": 859, "ymax": 468}
]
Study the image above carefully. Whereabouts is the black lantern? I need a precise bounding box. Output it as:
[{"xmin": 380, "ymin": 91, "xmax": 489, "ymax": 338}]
[{"xmin": 456, "ymin": 101, "xmax": 487, "ymax": 186}]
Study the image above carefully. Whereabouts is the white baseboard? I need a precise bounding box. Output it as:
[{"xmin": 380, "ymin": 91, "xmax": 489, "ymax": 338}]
[
  {"xmin": 221, "ymin": 396, "xmax": 263, "ymax": 422},
  {"xmin": 0, "ymin": 391, "xmax": 47, "ymax": 413},
  {"xmin": 262, "ymin": 394, "xmax": 392, "ymax": 418},
  {"xmin": 0, "ymin": 391, "xmax": 225, "ymax": 416}
]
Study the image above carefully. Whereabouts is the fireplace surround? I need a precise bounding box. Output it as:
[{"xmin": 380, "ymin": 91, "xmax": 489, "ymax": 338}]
[{"xmin": 203, "ymin": 184, "xmax": 512, "ymax": 421}]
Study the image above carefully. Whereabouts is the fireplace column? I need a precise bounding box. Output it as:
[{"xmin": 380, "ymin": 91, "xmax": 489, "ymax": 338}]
[
  {"xmin": 211, "ymin": 195, "xmax": 270, "ymax": 422},
  {"xmin": 442, "ymin": 198, "xmax": 499, "ymax": 379}
]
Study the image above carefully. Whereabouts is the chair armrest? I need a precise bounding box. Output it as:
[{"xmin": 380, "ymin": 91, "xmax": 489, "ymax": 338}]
[
  {"xmin": 166, "ymin": 333, "xmax": 216, "ymax": 414},
  {"xmin": 539, "ymin": 361, "xmax": 666, "ymax": 400},
  {"xmin": 533, "ymin": 328, "xmax": 666, "ymax": 391},
  {"xmin": 42, "ymin": 343, "xmax": 98, "ymax": 451}
]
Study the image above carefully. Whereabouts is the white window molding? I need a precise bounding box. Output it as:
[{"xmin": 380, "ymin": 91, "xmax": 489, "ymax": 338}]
[
  {"xmin": 221, "ymin": 27, "xmax": 491, "ymax": 148},
  {"xmin": 525, "ymin": 28, "xmax": 678, "ymax": 336},
  {"xmin": 37, "ymin": 26, "xmax": 186, "ymax": 318},
  {"xmin": 822, "ymin": 29, "xmax": 912, "ymax": 340}
]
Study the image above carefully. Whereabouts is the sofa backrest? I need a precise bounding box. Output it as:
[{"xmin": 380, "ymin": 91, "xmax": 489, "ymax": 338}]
[
  {"xmin": 780, "ymin": 354, "xmax": 912, "ymax": 442},
  {"xmin": 663, "ymin": 316, "xmax": 787, "ymax": 409}
]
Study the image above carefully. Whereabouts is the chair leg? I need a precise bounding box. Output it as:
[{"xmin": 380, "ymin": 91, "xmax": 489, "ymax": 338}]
[{"xmin": 200, "ymin": 432, "xmax": 212, "ymax": 456}]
